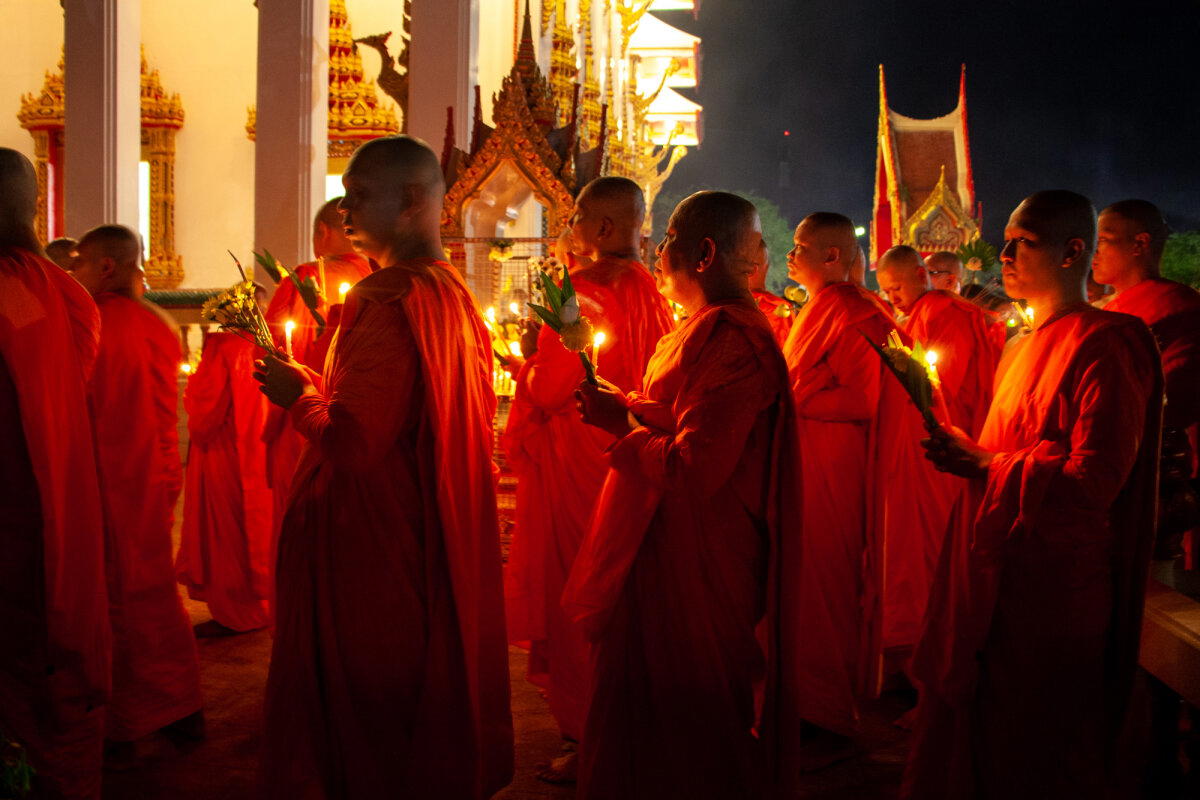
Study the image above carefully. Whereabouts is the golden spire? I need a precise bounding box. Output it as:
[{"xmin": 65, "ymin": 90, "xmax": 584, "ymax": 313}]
[
  {"xmin": 578, "ymin": 0, "xmax": 602, "ymax": 148},
  {"xmin": 247, "ymin": 0, "xmax": 399, "ymax": 157},
  {"xmin": 548, "ymin": 0, "xmax": 577, "ymax": 125}
]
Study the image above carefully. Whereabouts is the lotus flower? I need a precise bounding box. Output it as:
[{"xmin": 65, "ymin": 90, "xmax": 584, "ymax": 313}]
[{"xmin": 527, "ymin": 268, "xmax": 599, "ymax": 385}]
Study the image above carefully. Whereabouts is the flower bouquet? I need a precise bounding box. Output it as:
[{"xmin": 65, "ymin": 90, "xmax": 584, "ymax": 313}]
[
  {"xmin": 861, "ymin": 329, "xmax": 941, "ymax": 430},
  {"xmin": 201, "ymin": 254, "xmax": 284, "ymax": 358},
  {"xmin": 252, "ymin": 249, "xmax": 326, "ymax": 330},
  {"xmin": 527, "ymin": 268, "xmax": 598, "ymax": 385}
]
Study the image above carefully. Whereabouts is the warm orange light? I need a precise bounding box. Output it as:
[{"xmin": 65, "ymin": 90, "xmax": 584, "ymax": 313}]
[
  {"xmin": 338, "ymin": 282, "xmax": 351, "ymax": 302},
  {"xmin": 284, "ymin": 319, "xmax": 296, "ymax": 358}
]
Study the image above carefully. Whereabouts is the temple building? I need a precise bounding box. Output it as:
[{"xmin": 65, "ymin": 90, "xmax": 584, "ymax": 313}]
[
  {"xmin": 870, "ymin": 64, "xmax": 980, "ymax": 264},
  {"xmin": 0, "ymin": 0, "xmax": 700, "ymax": 314}
]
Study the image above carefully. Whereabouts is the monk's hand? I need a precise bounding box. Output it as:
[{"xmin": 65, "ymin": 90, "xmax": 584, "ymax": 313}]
[
  {"xmin": 575, "ymin": 377, "xmax": 632, "ymax": 438},
  {"xmin": 921, "ymin": 424, "xmax": 994, "ymax": 479},
  {"xmin": 519, "ymin": 318, "xmax": 542, "ymax": 359},
  {"xmin": 253, "ymin": 354, "xmax": 310, "ymax": 409}
]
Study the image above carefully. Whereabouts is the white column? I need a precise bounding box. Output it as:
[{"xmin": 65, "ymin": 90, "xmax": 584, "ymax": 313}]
[
  {"xmin": 63, "ymin": 0, "xmax": 141, "ymax": 237},
  {"xmin": 408, "ymin": 0, "xmax": 477, "ymax": 149},
  {"xmin": 253, "ymin": 0, "xmax": 329, "ymax": 276}
]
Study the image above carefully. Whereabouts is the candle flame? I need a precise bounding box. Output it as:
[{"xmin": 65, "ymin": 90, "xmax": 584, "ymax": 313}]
[
  {"xmin": 593, "ymin": 331, "xmax": 607, "ymax": 349},
  {"xmin": 508, "ymin": 302, "xmax": 520, "ymax": 315},
  {"xmin": 179, "ymin": 362, "xmax": 192, "ymax": 374},
  {"xmin": 338, "ymin": 282, "xmax": 351, "ymax": 301},
  {"xmin": 508, "ymin": 341, "xmax": 523, "ymax": 357},
  {"xmin": 284, "ymin": 319, "xmax": 296, "ymax": 334},
  {"xmin": 924, "ymin": 350, "xmax": 938, "ymax": 367},
  {"xmin": 485, "ymin": 306, "xmax": 496, "ymax": 323}
]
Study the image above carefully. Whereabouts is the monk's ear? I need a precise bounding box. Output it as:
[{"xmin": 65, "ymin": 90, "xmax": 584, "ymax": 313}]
[
  {"xmin": 1062, "ymin": 237, "xmax": 1086, "ymax": 269},
  {"xmin": 598, "ymin": 216, "xmax": 614, "ymax": 240},
  {"xmin": 825, "ymin": 246, "xmax": 841, "ymax": 267},
  {"xmin": 696, "ymin": 237, "xmax": 717, "ymax": 272},
  {"xmin": 100, "ymin": 257, "xmax": 117, "ymax": 281}
]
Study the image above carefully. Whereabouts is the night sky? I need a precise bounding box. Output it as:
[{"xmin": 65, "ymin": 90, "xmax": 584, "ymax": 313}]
[{"xmin": 657, "ymin": 0, "xmax": 1200, "ymax": 240}]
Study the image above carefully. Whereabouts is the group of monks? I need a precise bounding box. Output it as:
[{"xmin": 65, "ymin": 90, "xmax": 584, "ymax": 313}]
[{"xmin": 2, "ymin": 131, "xmax": 1197, "ymax": 800}]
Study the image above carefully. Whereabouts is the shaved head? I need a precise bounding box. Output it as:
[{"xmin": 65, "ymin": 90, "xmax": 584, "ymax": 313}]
[
  {"xmin": 570, "ymin": 176, "xmax": 646, "ymax": 260},
  {"xmin": 0, "ymin": 148, "xmax": 40, "ymax": 251},
  {"xmin": 72, "ymin": 224, "xmax": 143, "ymax": 296},
  {"xmin": 787, "ymin": 211, "xmax": 857, "ymax": 292},
  {"xmin": 45, "ymin": 237, "xmax": 78, "ymax": 270},
  {"xmin": 1093, "ymin": 198, "xmax": 1170, "ymax": 290},
  {"xmin": 313, "ymin": 196, "xmax": 354, "ymax": 257},
  {"xmin": 926, "ymin": 250, "xmax": 964, "ymax": 293},
  {"xmin": 1001, "ymin": 190, "xmax": 1096, "ymax": 307},
  {"xmin": 1101, "ymin": 199, "xmax": 1169, "ymax": 258},
  {"xmin": 340, "ymin": 135, "xmax": 446, "ymax": 265},
  {"xmin": 657, "ymin": 191, "xmax": 762, "ymax": 311},
  {"xmin": 876, "ymin": 245, "xmax": 931, "ymax": 313},
  {"xmin": 1012, "ymin": 190, "xmax": 1096, "ymax": 266}
]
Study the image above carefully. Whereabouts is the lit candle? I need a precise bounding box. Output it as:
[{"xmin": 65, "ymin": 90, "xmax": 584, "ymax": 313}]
[
  {"xmin": 179, "ymin": 362, "xmax": 192, "ymax": 375},
  {"xmin": 508, "ymin": 302, "xmax": 520, "ymax": 316},
  {"xmin": 924, "ymin": 349, "xmax": 941, "ymax": 386},
  {"xmin": 485, "ymin": 306, "xmax": 496, "ymax": 328},
  {"xmin": 338, "ymin": 282, "xmax": 351, "ymax": 303},
  {"xmin": 284, "ymin": 319, "xmax": 296, "ymax": 358},
  {"xmin": 508, "ymin": 341, "xmax": 523, "ymax": 357},
  {"xmin": 592, "ymin": 331, "xmax": 606, "ymax": 373}
]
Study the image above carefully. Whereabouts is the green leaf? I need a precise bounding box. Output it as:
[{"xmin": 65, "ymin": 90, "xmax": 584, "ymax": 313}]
[
  {"xmin": 253, "ymin": 249, "xmax": 284, "ymax": 284},
  {"xmin": 527, "ymin": 303, "xmax": 562, "ymax": 331},
  {"xmin": 560, "ymin": 265, "xmax": 576, "ymax": 302},
  {"xmin": 539, "ymin": 271, "xmax": 563, "ymax": 312}
]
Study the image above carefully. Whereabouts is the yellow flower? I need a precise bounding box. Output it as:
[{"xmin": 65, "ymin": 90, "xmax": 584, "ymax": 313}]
[{"xmin": 560, "ymin": 317, "xmax": 594, "ymax": 352}]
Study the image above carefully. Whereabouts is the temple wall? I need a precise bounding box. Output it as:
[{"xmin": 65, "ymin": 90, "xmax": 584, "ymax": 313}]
[{"xmin": 0, "ymin": 1, "xmax": 64, "ymax": 163}]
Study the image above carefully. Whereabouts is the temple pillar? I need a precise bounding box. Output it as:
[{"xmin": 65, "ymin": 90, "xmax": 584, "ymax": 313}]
[
  {"xmin": 253, "ymin": 0, "xmax": 329, "ymax": 277},
  {"xmin": 63, "ymin": 0, "xmax": 141, "ymax": 236},
  {"xmin": 408, "ymin": 0, "xmax": 477, "ymax": 149}
]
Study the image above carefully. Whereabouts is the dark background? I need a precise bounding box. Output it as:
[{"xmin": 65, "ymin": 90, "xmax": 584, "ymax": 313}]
[{"xmin": 656, "ymin": 0, "xmax": 1200, "ymax": 241}]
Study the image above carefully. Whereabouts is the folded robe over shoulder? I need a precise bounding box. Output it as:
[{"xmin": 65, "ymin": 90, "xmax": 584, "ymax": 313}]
[
  {"xmin": 503, "ymin": 257, "xmax": 671, "ymax": 740},
  {"xmin": 177, "ymin": 331, "xmax": 274, "ymax": 632},
  {"xmin": 91, "ymin": 293, "xmax": 202, "ymax": 742},
  {"xmin": 0, "ymin": 247, "xmax": 108, "ymax": 799},
  {"xmin": 903, "ymin": 305, "xmax": 1162, "ymax": 798},
  {"xmin": 262, "ymin": 259, "xmax": 513, "ymax": 799},
  {"xmin": 563, "ymin": 299, "xmax": 794, "ymax": 800}
]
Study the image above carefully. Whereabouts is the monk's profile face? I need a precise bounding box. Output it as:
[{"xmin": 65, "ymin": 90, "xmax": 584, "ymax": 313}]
[
  {"xmin": 787, "ymin": 221, "xmax": 825, "ymax": 288},
  {"xmin": 568, "ymin": 192, "xmax": 606, "ymax": 258},
  {"xmin": 653, "ymin": 218, "xmax": 692, "ymax": 304},
  {"xmin": 340, "ymin": 164, "xmax": 404, "ymax": 261},
  {"xmin": 1000, "ymin": 206, "xmax": 1079, "ymax": 302},
  {"xmin": 1091, "ymin": 211, "xmax": 1146, "ymax": 287}
]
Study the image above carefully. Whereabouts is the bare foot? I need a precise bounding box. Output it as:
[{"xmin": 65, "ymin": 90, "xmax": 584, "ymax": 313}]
[{"xmin": 535, "ymin": 751, "xmax": 577, "ymax": 785}]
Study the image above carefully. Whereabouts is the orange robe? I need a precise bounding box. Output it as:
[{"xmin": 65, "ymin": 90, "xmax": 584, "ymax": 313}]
[
  {"xmin": 563, "ymin": 300, "xmax": 792, "ymax": 799},
  {"xmin": 903, "ymin": 289, "xmax": 1003, "ymax": 437},
  {"xmin": 903, "ymin": 306, "xmax": 1161, "ymax": 798},
  {"xmin": 261, "ymin": 260, "xmax": 513, "ymax": 799},
  {"xmin": 0, "ymin": 248, "xmax": 108, "ymax": 799},
  {"xmin": 261, "ymin": 253, "xmax": 373, "ymax": 551},
  {"xmin": 781, "ymin": 282, "xmax": 944, "ymax": 736},
  {"xmin": 752, "ymin": 287, "xmax": 794, "ymax": 346},
  {"xmin": 176, "ymin": 331, "xmax": 274, "ymax": 631},
  {"xmin": 503, "ymin": 257, "xmax": 671, "ymax": 740},
  {"xmin": 90, "ymin": 293, "xmax": 202, "ymax": 741}
]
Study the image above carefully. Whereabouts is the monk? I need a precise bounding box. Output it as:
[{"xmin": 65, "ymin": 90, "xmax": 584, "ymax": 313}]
[
  {"xmin": 877, "ymin": 244, "xmax": 1002, "ymax": 437},
  {"xmin": 71, "ymin": 224, "xmax": 204, "ymax": 761},
  {"xmin": 175, "ymin": 284, "xmax": 274, "ymax": 635},
  {"xmin": 781, "ymin": 213, "xmax": 935, "ymax": 760},
  {"xmin": 566, "ymin": 191, "xmax": 794, "ymax": 799},
  {"xmin": 748, "ymin": 250, "xmax": 793, "ymax": 346},
  {"xmin": 1093, "ymin": 199, "xmax": 1200, "ymax": 560},
  {"xmin": 0, "ymin": 149, "xmax": 109, "ymax": 799},
  {"xmin": 45, "ymin": 236, "xmax": 78, "ymax": 270},
  {"xmin": 904, "ymin": 191, "xmax": 1162, "ymax": 798},
  {"xmin": 254, "ymin": 135, "xmax": 512, "ymax": 799},
  {"xmin": 503, "ymin": 176, "xmax": 671, "ymax": 783},
  {"xmin": 261, "ymin": 197, "xmax": 374, "ymax": 549},
  {"xmin": 926, "ymin": 250, "xmax": 964, "ymax": 294},
  {"xmin": 849, "ymin": 244, "xmax": 867, "ymax": 286}
]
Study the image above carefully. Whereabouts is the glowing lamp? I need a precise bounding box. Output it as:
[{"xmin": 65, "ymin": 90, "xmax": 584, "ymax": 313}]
[
  {"xmin": 485, "ymin": 306, "xmax": 496, "ymax": 323},
  {"xmin": 854, "ymin": 225, "xmax": 866, "ymax": 237}
]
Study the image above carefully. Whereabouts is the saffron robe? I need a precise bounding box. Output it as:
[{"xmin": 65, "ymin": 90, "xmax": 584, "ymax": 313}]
[
  {"xmin": 781, "ymin": 281, "xmax": 946, "ymax": 735},
  {"xmin": 503, "ymin": 257, "xmax": 671, "ymax": 739},
  {"xmin": 91, "ymin": 293, "xmax": 202, "ymax": 741},
  {"xmin": 176, "ymin": 331, "xmax": 273, "ymax": 631},
  {"xmin": 262, "ymin": 253, "xmax": 373, "ymax": 549},
  {"xmin": 752, "ymin": 288, "xmax": 794, "ymax": 346},
  {"xmin": 902, "ymin": 306, "xmax": 1161, "ymax": 799},
  {"xmin": 0, "ymin": 248, "xmax": 108, "ymax": 799},
  {"xmin": 903, "ymin": 289, "xmax": 1003, "ymax": 438},
  {"xmin": 261, "ymin": 260, "xmax": 513, "ymax": 799},
  {"xmin": 563, "ymin": 300, "xmax": 793, "ymax": 799}
]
